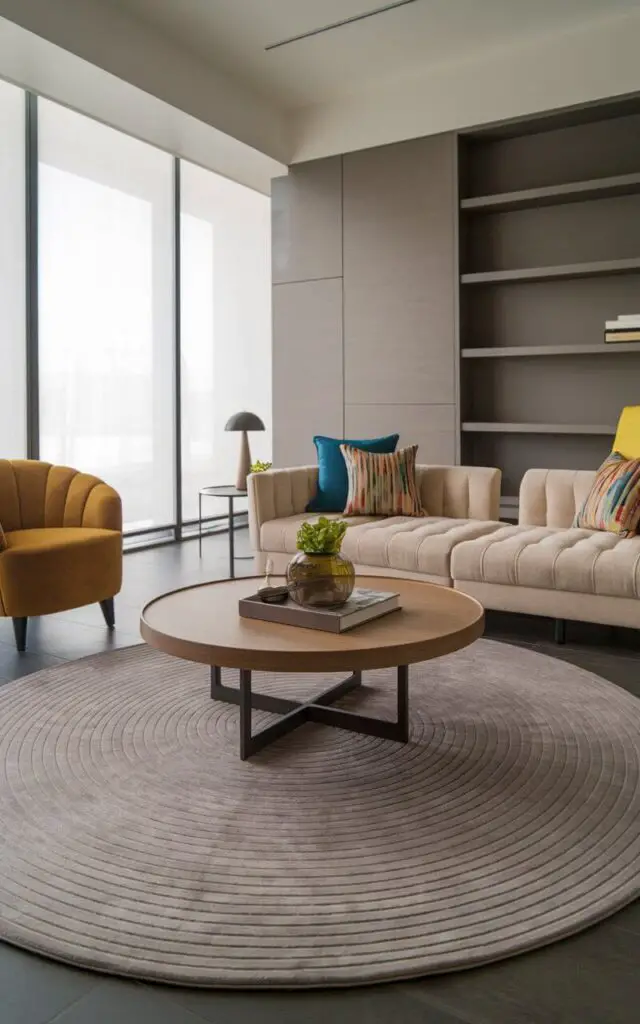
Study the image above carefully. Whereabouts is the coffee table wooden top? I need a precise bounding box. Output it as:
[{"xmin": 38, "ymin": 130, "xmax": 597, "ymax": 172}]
[{"xmin": 140, "ymin": 576, "xmax": 484, "ymax": 673}]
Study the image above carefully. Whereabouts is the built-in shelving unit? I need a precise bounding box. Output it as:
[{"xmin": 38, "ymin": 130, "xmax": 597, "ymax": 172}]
[
  {"xmin": 457, "ymin": 98, "xmax": 640, "ymax": 499},
  {"xmin": 462, "ymin": 343, "xmax": 640, "ymax": 358}
]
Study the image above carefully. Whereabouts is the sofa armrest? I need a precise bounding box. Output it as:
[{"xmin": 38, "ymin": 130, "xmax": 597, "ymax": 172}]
[
  {"xmin": 417, "ymin": 465, "xmax": 501, "ymax": 521},
  {"xmin": 519, "ymin": 469, "xmax": 596, "ymax": 528},
  {"xmin": 82, "ymin": 484, "xmax": 123, "ymax": 533},
  {"xmin": 248, "ymin": 467, "xmax": 318, "ymax": 551}
]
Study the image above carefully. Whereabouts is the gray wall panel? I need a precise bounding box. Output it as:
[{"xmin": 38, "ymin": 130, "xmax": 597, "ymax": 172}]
[
  {"xmin": 343, "ymin": 136, "xmax": 457, "ymax": 408},
  {"xmin": 272, "ymin": 279, "xmax": 344, "ymax": 467},
  {"xmin": 272, "ymin": 135, "xmax": 459, "ymax": 470},
  {"xmin": 344, "ymin": 285, "xmax": 455, "ymax": 405},
  {"xmin": 345, "ymin": 405, "xmax": 456, "ymax": 465},
  {"xmin": 272, "ymin": 158, "xmax": 342, "ymax": 285}
]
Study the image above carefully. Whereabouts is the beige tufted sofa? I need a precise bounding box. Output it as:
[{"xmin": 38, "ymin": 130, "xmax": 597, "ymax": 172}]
[
  {"xmin": 248, "ymin": 464, "xmax": 502, "ymax": 586},
  {"xmin": 453, "ymin": 468, "xmax": 640, "ymax": 630},
  {"xmin": 248, "ymin": 464, "xmax": 640, "ymax": 631}
]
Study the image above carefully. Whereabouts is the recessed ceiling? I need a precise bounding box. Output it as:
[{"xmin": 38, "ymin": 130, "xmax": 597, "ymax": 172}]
[{"xmin": 102, "ymin": 0, "xmax": 640, "ymax": 108}]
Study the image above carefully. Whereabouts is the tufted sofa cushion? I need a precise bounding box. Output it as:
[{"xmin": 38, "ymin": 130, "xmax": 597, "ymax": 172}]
[
  {"xmin": 260, "ymin": 513, "xmax": 383, "ymax": 555},
  {"xmin": 341, "ymin": 518, "xmax": 503, "ymax": 578},
  {"xmin": 451, "ymin": 524, "xmax": 640, "ymax": 599},
  {"xmin": 261, "ymin": 513, "xmax": 503, "ymax": 580}
]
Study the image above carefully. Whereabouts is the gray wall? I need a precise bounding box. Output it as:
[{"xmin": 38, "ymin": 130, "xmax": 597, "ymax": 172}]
[{"xmin": 271, "ymin": 135, "xmax": 458, "ymax": 467}]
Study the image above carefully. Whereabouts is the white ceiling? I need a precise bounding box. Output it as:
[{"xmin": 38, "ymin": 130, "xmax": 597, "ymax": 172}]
[
  {"xmin": 1, "ymin": 0, "xmax": 640, "ymax": 179},
  {"xmin": 103, "ymin": 0, "xmax": 640, "ymax": 108}
]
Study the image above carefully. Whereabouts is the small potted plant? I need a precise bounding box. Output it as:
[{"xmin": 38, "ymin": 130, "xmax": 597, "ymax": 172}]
[
  {"xmin": 250, "ymin": 460, "xmax": 272, "ymax": 473},
  {"xmin": 286, "ymin": 517, "xmax": 355, "ymax": 608}
]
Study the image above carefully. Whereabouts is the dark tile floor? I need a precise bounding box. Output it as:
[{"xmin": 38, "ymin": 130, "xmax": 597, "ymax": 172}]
[{"xmin": 1, "ymin": 529, "xmax": 639, "ymax": 1024}]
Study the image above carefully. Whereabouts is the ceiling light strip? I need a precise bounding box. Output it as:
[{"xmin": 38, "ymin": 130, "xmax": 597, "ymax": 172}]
[{"xmin": 265, "ymin": 0, "xmax": 421, "ymax": 51}]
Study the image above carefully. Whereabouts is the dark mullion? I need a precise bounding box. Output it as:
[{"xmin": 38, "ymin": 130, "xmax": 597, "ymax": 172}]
[
  {"xmin": 173, "ymin": 156, "xmax": 183, "ymax": 541},
  {"xmin": 25, "ymin": 92, "xmax": 39, "ymax": 459}
]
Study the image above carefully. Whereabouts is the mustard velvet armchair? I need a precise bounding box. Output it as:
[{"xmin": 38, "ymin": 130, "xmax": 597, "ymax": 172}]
[{"xmin": 0, "ymin": 460, "xmax": 122, "ymax": 651}]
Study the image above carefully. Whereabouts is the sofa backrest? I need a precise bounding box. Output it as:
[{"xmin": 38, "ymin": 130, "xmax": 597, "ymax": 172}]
[
  {"xmin": 416, "ymin": 465, "xmax": 501, "ymax": 521},
  {"xmin": 519, "ymin": 468, "xmax": 596, "ymax": 528},
  {"xmin": 247, "ymin": 464, "xmax": 502, "ymax": 551}
]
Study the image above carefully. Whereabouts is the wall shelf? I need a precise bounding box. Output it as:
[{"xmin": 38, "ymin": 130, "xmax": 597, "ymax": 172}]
[
  {"xmin": 460, "ymin": 171, "xmax": 640, "ymax": 213},
  {"xmin": 462, "ymin": 343, "xmax": 640, "ymax": 358},
  {"xmin": 462, "ymin": 423, "xmax": 616, "ymax": 435},
  {"xmin": 461, "ymin": 257, "xmax": 640, "ymax": 285}
]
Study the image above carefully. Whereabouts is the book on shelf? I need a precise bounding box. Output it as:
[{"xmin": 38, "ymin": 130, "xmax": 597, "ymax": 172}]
[
  {"xmin": 239, "ymin": 587, "xmax": 401, "ymax": 633},
  {"xmin": 605, "ymin": 315, "xmax": 640, "ymax": 330},
  {"xmin": 604, "ymin": 330, "xmax": 640, "ymax": 343}
]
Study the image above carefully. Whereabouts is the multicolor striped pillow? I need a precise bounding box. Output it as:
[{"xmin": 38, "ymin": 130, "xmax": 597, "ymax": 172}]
[
  {"xmin": 340, "ymin": 444, "xmax": 426, "ymax": 517},
  {"xmin": 573, "ymin": 451, "xmax": 640, "ymax": 536}
]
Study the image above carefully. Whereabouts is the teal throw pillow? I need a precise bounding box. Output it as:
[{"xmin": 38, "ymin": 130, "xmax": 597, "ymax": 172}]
[{"xmin": 307, "ymin": 434, "xmax": 400, "ymax": 513}]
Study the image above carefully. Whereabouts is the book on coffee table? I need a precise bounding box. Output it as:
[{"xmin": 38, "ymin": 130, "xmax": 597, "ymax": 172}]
[{"xmin": 239, "ymin": 587, "xmax": 401, "ymax": 633}]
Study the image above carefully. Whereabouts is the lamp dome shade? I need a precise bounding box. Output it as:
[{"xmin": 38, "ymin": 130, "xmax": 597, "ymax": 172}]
[{"xmin": 224, "ymin": 411, "xmax": 265, "ymax": 432}]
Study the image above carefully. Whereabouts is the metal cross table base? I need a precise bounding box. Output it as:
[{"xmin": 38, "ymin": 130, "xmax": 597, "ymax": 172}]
[{"xmin": 210, "ymin": 665, "xmax": 409, "ymax": 760}]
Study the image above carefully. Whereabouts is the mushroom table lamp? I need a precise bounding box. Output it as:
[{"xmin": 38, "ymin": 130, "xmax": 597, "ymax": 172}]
[{"xmin": 225, "ymin": 411, "xmax": 265, "ymax": 492}]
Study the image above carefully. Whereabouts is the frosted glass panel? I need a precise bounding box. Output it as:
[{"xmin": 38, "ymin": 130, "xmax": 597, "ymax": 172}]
[
  {"xmin": 180, "ymin": 161, "xmax": 271, "ymax": 520},
  {"xmin": 38, "ymin": 100, "xmax": 175, "ymax": 531},
  {"xmin": 0, "ymin": 80, "xmax": 26, "ymax": 458}
]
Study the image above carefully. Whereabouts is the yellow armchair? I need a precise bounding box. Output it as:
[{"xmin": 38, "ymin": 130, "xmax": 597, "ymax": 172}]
[{"xmin": 0, "ymin": 460, "xmax": 122, "ymax": 651}]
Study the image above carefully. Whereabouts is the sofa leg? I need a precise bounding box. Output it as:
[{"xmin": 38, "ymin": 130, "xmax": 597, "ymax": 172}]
[
  {"xmin": 12, "ymin": 617, "xmax": 27, "ymax": 652},
  {"xmin": 554, "ymin": 618, "xmax": 566, "ymax": 645},
  {"xmin": 100, "ymin": 598, "xmax": 115, "ymax": 629}
]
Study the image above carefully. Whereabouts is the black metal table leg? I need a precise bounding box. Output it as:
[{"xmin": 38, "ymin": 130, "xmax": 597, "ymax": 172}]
[
  {"xmin": 228, "ymin": 496, "xmax": 235, "ymax": 578},
  {"xmin": 209, "ymin": 665, "xmax": 410, "ymax": 760},
  {"xmin": 239, "ymin": 669, "xmax": 252, "ymax": 760},
  {"xmin": 397, "ymin": 664, "xmax": 409, "ymax": 743}
]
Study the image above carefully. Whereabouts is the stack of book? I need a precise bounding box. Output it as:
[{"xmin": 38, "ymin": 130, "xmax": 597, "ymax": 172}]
[{"xmin": 605, "ymin": 314, "xmax": 640, "ymax": 343}]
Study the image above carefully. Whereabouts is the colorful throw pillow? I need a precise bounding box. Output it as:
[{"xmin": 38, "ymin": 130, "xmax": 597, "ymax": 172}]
[
  {"xmin": 573, "ymin": 451, "xmax": 640, "ymax": 536},
  {"xmin": 341, "ymin": 444, "xmax": 426, "ymax": 517},
  {"xmin": 307, "ymin": 433, "xmax": 399, "ymax": 513}
]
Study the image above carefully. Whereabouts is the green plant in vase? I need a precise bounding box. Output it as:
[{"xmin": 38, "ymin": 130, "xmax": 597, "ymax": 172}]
[
  {"xmin": 287, "ymin": 517, "xmax": 355, "ymax": 608},
  {"xmin": 250, "ymin": 460, "xmax": 272, "ymax": 473}
]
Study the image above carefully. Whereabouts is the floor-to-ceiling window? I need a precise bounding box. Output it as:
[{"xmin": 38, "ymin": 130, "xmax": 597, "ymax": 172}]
[
  {"xmin": 180, "ymin": 161, "xmax": 271, "ymax": 521},
  {"xmin": 38, "ymin": 101, "xmax": 175, "ymax": 532},
  {"xmin": 0, "ymin": 83, "xmax": 271, "ymax": 540},
  {"xmin": 0, "ymin": 80, "xmax": 26, "ymax": 458}
]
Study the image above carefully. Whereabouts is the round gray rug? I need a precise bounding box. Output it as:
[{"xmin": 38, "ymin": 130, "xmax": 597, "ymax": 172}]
[{"xmin": 0, "ymin": 639, "xmax": 639, "ymax": 988}]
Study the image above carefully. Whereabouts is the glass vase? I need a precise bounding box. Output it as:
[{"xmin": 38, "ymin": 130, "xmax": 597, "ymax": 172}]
[{"xmin": 286, "ymin": 552, "xmax": 355, "ymax": 608}]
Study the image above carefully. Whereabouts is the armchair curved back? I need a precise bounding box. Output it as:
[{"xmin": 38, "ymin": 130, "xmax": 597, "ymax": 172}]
[{"xmin": 0, "ymin": 460, "xmax": 122, "ymax": 533}]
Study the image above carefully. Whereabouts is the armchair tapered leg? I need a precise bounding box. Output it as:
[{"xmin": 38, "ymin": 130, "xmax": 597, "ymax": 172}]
[
  {"xmin": 100, "ymin": 598, "xmax": 115, "ymax": 629},
  {"xmin": 12, "ymin": 617, "xmax": 27, "ymax": 652}
]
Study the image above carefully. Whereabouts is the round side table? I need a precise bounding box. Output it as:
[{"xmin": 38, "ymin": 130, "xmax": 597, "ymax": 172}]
[{"xmin": 198, "ymin": 485, "xmax": 250, "ymax": 577}]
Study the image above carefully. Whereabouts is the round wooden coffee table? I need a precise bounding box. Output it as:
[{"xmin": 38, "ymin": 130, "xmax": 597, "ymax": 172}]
[{"xmin": 140, "ymin": 576, "xmax": 484, "ymax": 760}]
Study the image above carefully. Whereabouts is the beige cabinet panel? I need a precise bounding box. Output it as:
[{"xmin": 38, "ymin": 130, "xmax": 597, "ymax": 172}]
[
  {"xmin": 272, "ymin": 158, "xmax": 342, "ymax": 285},
  {"xmin": 273, "ymin": 279, "xmax": 343, "ymax": 467},
  {"xmin": 345, "ymin": 405, "xmax": 457, "ymax": 465}
]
